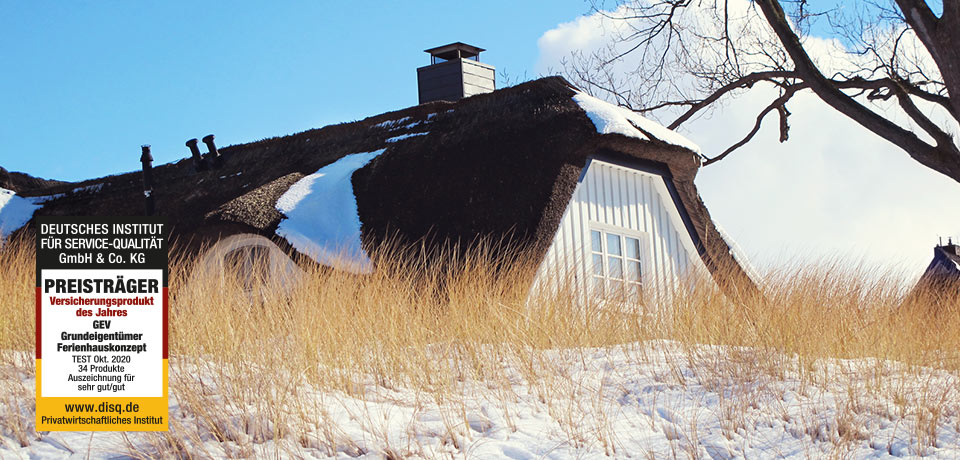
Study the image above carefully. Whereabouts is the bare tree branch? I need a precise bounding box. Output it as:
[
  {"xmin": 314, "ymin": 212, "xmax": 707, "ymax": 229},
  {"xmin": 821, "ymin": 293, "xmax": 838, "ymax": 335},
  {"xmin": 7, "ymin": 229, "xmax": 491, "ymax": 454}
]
[
  {"xmin": 754, "ymin": 0, "xmax": 960, "ymax": 180},
  {"xmin": 703, "ymin": 86, "xmax": 799, "ymax": 166},
  {"xmin": 895, "ymin": 86, "xmax": 955, "ymax": 149},
  {"xmin": 895, "ymin": 0, "xmax": 960, "ymax": 118},
  {"xmin": 669, "ymin": 70, "xmax": 797, "ymax": 129},
  {"xmin": 566, "ymin": 0, "xmax": 960, "ymax": 182}
]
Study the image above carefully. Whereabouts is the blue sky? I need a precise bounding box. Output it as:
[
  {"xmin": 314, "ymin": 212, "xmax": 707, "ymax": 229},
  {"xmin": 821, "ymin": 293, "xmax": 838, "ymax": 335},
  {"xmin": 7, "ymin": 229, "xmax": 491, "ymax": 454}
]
[
  {"xmin": 2, "ymin": 0, "xmax": 957, "ymax": 273},
  {"xmin": 0, "ymin": 1, "xmax": 589, "ymax": 180}
]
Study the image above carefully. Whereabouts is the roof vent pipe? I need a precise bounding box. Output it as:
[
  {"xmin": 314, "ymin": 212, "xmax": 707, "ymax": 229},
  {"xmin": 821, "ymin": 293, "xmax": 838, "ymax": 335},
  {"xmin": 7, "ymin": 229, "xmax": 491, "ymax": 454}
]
[
  {"xmin": 140, "ymin": 145, "xmax": 155, "ymax": 216},
  {"xmin": 202, "ymin": 134, "xmax": 222, "ymax": 168},
  {"xmin": 186, "ymin": 138, "xmax": 208, "ymax": 171}
]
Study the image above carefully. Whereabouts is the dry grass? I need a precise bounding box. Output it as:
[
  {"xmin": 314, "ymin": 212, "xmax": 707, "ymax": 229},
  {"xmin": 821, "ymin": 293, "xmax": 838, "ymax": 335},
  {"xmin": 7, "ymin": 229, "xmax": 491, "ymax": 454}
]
[{"xmin": 1, "ymin": 236, "xmax": 959, "ymax": 458}]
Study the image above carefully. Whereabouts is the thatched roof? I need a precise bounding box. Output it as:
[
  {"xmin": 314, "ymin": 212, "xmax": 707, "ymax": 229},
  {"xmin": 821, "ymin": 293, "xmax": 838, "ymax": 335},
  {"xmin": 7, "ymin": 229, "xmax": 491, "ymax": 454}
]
[
  {"xmin": 4, "ymin": 76, "xmax": 755, "ymax": 296},
  {"xmin": 0, "ymin": 167, "xmax": 66, "ymax": 194}
]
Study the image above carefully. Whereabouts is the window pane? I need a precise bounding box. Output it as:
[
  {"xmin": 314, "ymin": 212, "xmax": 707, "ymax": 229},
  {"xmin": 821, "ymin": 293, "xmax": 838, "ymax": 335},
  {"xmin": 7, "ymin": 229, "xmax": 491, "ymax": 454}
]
[
  {"xmin": 627, "ymin": 260, "xmax": 641, "ymax": 281},
  {"xmin": 607, "ymin": 233, "xmax": 621, "ymax": 256},
  {"xmin": 592, "ymin": 254, "xmax": 604, "ymax": 276},
  {"xmin": 608, "ymin": 256, "xmax": 622, "ymax": 279},
  {"xmin": 591, "ymin": 231, "xmax": 602, "ymax": 253},
  {"xmin": 610, "ymin": 280, "xmax": 623, "ymax": 294},
  {"xmin": 626, "ymin": 237, "xmax": 640, "ymax": 259},
  {"xmin": 593, "ymin": 276, "xmax": 605, "ymax": 295}
]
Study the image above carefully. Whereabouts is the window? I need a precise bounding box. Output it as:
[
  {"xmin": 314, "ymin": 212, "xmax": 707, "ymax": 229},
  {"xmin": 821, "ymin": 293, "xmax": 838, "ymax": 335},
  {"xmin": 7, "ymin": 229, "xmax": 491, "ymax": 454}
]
[{"xmin": 590, "ymin": 229, "xmax": 643, "ymax": 301}]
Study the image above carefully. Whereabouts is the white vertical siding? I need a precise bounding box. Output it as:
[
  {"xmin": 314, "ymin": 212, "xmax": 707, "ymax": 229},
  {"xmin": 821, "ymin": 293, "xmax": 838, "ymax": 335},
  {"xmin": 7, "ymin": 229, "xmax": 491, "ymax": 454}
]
[{"xmin": 533, "ymin": 159, "xmax": 711, "ymax": 303}]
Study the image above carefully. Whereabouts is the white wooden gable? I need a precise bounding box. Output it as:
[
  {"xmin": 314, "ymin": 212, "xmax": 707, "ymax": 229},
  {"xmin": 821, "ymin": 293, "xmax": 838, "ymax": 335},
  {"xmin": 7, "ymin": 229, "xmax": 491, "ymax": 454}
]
[{"xmin": 533, "ymin": 158, "xmax": 712, "ymax": 303}]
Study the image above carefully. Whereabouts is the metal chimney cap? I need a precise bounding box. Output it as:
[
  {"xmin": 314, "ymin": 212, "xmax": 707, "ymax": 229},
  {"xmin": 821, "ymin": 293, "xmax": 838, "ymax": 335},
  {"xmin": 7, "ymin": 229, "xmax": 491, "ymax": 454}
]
[
  {"xmin": 202, "ymin": 134, "xmax": 215, "ymax": 143},
  {"xmin": 186, "ymin": 138, "xmax": 199, "ymax": 147},
  {"xmin": 424, "ymin": 42, "xmax": 485, "ymax": 59},
  {"xmin": 140, "ymin": 145, "xmax": 153, "ymax": 162}
]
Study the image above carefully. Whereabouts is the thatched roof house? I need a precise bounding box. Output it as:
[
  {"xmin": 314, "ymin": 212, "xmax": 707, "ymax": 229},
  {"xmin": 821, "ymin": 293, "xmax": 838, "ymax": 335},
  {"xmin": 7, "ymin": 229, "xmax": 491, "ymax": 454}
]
[
  {"xmin": 1, "ymin": 76, "xmax": 756, "ymax": 300},
  {"xmin": 912, "ymin": 242, "xmax": 960, "ymax": 302}
]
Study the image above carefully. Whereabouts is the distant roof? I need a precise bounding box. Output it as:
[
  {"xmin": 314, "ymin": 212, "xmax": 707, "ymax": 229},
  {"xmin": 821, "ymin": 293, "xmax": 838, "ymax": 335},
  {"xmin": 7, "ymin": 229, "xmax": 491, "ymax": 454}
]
[
  {"xmin": 910, "ymin": 243, "xmax": 960, "ymax": 302},
  {"xmin": 921, "ymin": 244, "xmax": 960, "ymax": 279},
  {"xmin": 424, "ymin": 42, "xmax": 485, "ymax": 60}
]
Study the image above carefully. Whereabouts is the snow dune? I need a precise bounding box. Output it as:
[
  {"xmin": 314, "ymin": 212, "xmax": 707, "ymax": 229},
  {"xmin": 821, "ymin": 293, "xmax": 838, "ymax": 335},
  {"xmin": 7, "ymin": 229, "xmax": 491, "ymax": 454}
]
[{"xmin": 3, "ymin": 342, "xmax": 958, "ymax": 459}]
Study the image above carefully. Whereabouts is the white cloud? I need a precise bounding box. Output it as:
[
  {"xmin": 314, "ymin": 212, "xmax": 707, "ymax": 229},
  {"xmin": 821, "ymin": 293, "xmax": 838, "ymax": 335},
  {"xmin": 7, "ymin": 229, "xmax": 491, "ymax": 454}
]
[
  {"xmin": 537, "ymin": 14, "xmax": 614, "ymax": 68},
  {"xmin": 536, "ymin": 2, "xmax": 960, "ymax": 281}
]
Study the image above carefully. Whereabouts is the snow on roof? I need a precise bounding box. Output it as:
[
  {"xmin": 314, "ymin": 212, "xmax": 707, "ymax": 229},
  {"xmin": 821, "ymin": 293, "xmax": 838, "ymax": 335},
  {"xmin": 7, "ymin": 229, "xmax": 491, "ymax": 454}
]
[
  {"xmin": 275, "ymin": 150, "xmax": 385, "ymax": 273},
  {"xmin": 0, "ymin": 187, "xmax": 42, "ymax": 240},
  {"xmin": 572, "ymin": 92, "xmax": 702, "ymax": 155},
  {"xmin": 373, "ymin": 117, "xmax": 412, "ymax": 129},
  {"xmin": 714, "ymin": 222, "xmax": 763, "ymax": 286},
  {"xmin": 385, "ymin": 132, "xmax": 429, "ymax": 143},
  {"xmin": 72, "ymin": 183, "xmax": 104, "ymax": 194}
]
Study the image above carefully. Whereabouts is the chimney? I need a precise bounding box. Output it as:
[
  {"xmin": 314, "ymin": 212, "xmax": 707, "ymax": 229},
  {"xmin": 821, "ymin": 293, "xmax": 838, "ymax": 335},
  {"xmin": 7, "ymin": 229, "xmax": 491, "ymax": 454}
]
[
  {"xmin": 186, "ymin": 138, "xmax": 208, "ymax": 171},
  {"xmin": 202, "ymin": 134, "xmax": 222, "ymax": 168},
  {"xmin": 417, "ymin": 42, "xmax": 495, "ymax": 104}
]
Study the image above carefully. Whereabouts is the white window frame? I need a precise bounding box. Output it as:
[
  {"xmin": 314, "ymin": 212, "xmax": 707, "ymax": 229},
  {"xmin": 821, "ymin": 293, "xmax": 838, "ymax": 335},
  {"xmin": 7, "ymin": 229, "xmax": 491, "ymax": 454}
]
[{"xmin": 587, "ymin": 222, "xmax": 651, "ymax": 302}]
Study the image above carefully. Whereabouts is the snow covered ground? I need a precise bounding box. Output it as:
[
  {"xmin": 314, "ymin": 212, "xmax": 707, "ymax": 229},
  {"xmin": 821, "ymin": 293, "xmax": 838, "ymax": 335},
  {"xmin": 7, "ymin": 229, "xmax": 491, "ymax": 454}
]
[{"xmin": 2, "ymin": 341, "xmax": 958, "ymax": 459}]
